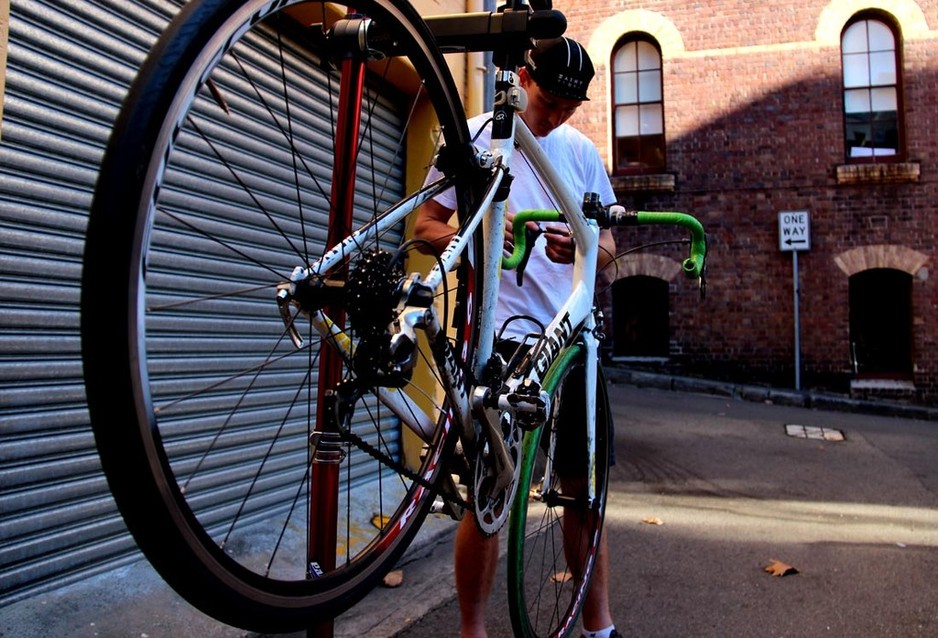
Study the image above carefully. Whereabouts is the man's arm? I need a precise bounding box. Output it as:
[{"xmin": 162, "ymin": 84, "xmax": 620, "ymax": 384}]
[
  {"xmin": 417, "ymin": 198, "xmax": 616, "ymax": 273},
  {"xmin": 413, "ymin": 199, "xmax": 457, "ymax": 254},
  {"xmin": 597, "ymin": 228, "xmax": 616, "ymax": 272}
]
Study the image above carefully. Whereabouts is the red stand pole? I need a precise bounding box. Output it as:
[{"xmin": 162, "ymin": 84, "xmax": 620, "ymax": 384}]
[{"xmin": 307, "ymin": 52, "xmax": 366, "ymax": 638}]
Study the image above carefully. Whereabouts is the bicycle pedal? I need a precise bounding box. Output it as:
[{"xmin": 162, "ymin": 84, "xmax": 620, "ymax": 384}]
[
  {"xmin": 419, "ymin": 444, "xmax": 467, "ymax": 519},
  {"xmin": 449, "ymin": 442, "xmax": 472, "ymax": 486}
]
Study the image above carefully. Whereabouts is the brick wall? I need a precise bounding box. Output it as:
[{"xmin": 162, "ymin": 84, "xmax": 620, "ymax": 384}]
[{"xmin": 553, "ymin": 0, "xmax": 938, "ymax": 401}]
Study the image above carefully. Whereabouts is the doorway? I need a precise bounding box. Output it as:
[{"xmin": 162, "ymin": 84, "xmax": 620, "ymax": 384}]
[
  {"xmin": 849, "ymin": 268, "xmax": 913, "ymax": 378},
  {"xmin": 612, "ymin": 275, "xmax": 669, "ymax": 359}
]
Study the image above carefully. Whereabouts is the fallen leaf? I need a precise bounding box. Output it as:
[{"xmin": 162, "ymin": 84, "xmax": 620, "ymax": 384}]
[
  {"xmin": 551, "ymin": 571, "xmax": 572, "ymax": 584},
  {"xmin": 382, "ymin": 569, "xmax": 404, "ymax": 587},
  {"xmin": 641, "ymin": 517, "xmax": 664, "ymax": 526},
  {"xmin": 372, "ymin": 513, "xmax": 392, "ymax": 529},
  {"xmin": 764, "ymin": 559, "xmax": 798, "ymax": 577}
]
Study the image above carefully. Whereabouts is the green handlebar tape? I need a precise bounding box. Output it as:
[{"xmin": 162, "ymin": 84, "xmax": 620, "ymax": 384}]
[
  {"xmin": 636, "ymin": 211, "xmax": 707, "ymax": 279},
  {"xmin": 502, "ymin": 209, "xmax": 562, "ymax": 270},
  {"xmin": 500, "ymin": 208, "xmax": 706, "ymax": 280}
]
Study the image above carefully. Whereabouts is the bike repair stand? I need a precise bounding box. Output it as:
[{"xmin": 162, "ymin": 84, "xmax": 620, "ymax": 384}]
[{"xmin": 307, "ymin": 30, "xmax": 369, "ymax": 638}]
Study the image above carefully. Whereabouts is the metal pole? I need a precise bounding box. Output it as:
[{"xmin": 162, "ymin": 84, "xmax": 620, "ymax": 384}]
[
  {"xmin": 307, "ymin": 50, "xmax": 367, "ymax": 638},
  {"xmin": 793, "ymin": 251, "xmax": 801, "ymax": 391}
]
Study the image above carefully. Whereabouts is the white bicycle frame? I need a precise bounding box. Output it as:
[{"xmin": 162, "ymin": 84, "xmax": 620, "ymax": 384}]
[{"xmin": 294, "ymin": 69, "xmax": 603, "ymax": 504}]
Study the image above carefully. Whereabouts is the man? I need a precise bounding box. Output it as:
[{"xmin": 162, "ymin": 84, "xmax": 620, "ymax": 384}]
[{"xmin": 415, "ymin": 37, "xmax": 620, "ymax": 638}]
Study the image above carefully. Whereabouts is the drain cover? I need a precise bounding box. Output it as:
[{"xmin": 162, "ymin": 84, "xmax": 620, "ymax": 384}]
[{"xmin": 785, "ymin": 424, "xmax": 845, "ymax": 441}]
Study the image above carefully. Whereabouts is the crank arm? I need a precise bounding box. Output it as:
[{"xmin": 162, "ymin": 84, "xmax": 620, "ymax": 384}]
[
  {"xmin": 479, "ymin": 404, "xmax": 517, "ymax": 494},
  {"xmin": 470, "ymin": 385, "xmax": 518, "ymax": 494}
]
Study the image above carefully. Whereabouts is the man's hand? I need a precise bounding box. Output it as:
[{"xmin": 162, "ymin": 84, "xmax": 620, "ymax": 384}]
[
  {"xmin": 542, "ymin": 228, "xmax": 575, "ymax": 264},
  {"xmin": 503, "ymin": 212, "xmax": 540, "ymax": 254},
  {"xmin": 504, "ymin": 213, "xmax": 575, "ymax": 264}
]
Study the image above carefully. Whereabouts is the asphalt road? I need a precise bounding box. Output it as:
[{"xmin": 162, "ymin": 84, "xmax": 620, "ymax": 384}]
[
  {"xmin": 390, "ymin": 383, "xmax": 938, "ymax": 638},
  {"xmin": 3, "ymin": 382, "xmax": 936, "ymax": 637}
]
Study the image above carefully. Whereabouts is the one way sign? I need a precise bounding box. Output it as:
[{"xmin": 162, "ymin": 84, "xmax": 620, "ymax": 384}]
[{"xmin": 778, "ymin": 211, "xmax": 810, "ymax": 252}]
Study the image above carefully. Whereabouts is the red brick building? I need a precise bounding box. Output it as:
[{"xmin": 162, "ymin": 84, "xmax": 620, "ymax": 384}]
[{"xmin": 554, "ymin": 0, "xmax": 938, "ymax": 402}]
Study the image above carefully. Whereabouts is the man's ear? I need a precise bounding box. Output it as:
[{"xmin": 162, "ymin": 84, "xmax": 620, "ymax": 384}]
[{"xmin": 518, "ymin": 65, "xmax": 532, "ymax": 86}]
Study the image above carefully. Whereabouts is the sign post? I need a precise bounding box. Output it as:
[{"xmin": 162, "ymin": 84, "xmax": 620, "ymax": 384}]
[{"xmin": 778, "ymin": 211, "xmax": 810, "ymax": 390}]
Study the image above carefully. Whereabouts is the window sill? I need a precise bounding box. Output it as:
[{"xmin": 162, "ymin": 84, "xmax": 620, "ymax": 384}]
[
  {"xmin": 835, "ymin": 162, "xmax": 920, "ymax": 185},
  {"xmin": 611, "ymin": 173, "xmax": 676, "ymax": 193}
]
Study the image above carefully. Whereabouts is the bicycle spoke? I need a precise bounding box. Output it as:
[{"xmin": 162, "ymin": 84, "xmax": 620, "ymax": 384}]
[{"xmin": 83, "ymin": 1, "xmax": 475, "ymax": 629}]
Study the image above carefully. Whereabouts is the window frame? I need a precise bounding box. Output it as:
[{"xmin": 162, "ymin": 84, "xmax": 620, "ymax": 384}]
[
  {"xmin": 840, "ymin": 11, "xmax": 905, "ymax": 164},
  {"xmin": 610, "ymin": 33, "xmax": 666, "ymax": 176}
]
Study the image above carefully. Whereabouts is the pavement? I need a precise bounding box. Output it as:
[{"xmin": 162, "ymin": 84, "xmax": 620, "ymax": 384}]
[
  {"xmin": 1, "ymin": 368, "xmax": 936, "ymax": 638},
  {"xmin": 604, "ymin": 368, "xmax": 938, "ymax": 422},
  {"xmin": 394, "ymin": 383, "xmax": 938, "ymax": 637}
]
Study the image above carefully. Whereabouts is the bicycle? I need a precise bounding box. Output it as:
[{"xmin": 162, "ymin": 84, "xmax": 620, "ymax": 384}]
[{"xmin": 80, "ymin": 0, "xmax": 706, "ymax": 635}]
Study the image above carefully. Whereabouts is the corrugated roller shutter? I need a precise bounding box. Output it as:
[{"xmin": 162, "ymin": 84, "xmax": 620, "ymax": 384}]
[{"xmin": 0, "ymin": 0, "xmax": 406, "ymax": 605}]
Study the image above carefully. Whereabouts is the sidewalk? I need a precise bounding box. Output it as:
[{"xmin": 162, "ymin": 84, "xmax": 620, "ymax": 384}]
[
  {"xmin": 2, "ymin": 368, "xmax": 935, "ymax": 637},
  {"xmin": 345, "ymin": 367, "xmax": 938, "ymax": 637},
  {"xmin": 605, "ymin": 367, "xmax": 938, "ymax": 422},
  {"xmin": 0, "ymin": 499, "xmax": 461, "ymax": 638}
]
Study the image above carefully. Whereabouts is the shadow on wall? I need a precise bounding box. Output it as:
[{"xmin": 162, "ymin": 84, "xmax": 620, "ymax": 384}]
[{"xmin": 607, "ymin": 67, "xmax": 935, "ymax": 397}]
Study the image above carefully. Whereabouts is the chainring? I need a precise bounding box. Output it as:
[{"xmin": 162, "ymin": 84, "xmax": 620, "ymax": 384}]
[{"xmin": 472, "ymin": 410, "xmax": 523, "ymax": 535}]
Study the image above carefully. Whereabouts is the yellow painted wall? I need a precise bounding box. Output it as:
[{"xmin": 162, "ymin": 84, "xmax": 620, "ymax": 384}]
[{"xmin": 402, "ymin": 0, "xmax": 485, "ymax": 469}]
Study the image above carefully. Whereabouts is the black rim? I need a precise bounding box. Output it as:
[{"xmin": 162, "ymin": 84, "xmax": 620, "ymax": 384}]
[{"xmin": 82, "ymin": 0, "xmax": 474, "ymax": 631}]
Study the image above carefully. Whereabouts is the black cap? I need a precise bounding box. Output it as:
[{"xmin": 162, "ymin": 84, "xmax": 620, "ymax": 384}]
[{"xmin": 525, "ymin": 37, "xmax": 595, "ymax": 101}]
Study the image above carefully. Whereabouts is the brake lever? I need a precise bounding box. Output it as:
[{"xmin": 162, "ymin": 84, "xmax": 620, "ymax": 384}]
[{"xmin": 516, "ymin": 225, "xmax": 543, "ymax": 286}]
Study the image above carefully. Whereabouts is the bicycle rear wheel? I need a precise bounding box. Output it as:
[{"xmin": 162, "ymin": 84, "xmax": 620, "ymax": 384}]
[
  {"xmin": 81, "ymin": 0, "xmax": 478, "ymax": 631},
  {"xmin": 507, "ymin": 345, "xmax": 612, "ymax": 638}
]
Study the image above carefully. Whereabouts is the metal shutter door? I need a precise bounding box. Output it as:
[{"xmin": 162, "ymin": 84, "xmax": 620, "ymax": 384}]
[{"xmin": 0, "ymin": 0, "xmax": 405, "ymax": 605}]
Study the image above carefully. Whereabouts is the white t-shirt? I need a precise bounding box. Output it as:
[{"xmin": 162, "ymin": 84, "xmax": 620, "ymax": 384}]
[{"xmin": 427, "ymin": 113, "xmax": 616, "ymax": 341}]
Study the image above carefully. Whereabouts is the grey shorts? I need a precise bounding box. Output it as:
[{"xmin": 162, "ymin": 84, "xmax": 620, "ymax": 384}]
[{"xmin": 497, "ymin": 340, "xmax": 615, "ymax": 477}]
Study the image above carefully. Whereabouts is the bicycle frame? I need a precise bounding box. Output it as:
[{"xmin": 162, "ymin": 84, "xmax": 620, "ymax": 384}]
[
  {"xmin": 283, "ymin": 0, "xmax": 705, "ymax": 605},
  {"xmin": 270, "ymin": 2, "xmax": 626, "ymax": 611},
  {"xmin": 289, "ymin": 89, "xmax": 606, "ymax": 511}
]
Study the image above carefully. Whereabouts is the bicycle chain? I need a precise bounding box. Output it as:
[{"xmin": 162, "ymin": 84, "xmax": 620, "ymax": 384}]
[{"xmin": 336, "ymin": 420, "xmax": 471, "ymax": 512}]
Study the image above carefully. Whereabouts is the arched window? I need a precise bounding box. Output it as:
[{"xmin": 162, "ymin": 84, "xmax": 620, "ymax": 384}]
[
  {"xmin": 841, "ymin": 15, "xmax": 903, "ymax": 162},
  {"xmin": 611, "ymin": 35, "xmax": 665, "ymax": 175}
]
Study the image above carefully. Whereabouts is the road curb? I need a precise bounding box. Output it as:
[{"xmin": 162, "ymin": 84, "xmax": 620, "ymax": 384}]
[{"xmin": 605, "ymin": 367, "xmax": 938, "ymax": 422}]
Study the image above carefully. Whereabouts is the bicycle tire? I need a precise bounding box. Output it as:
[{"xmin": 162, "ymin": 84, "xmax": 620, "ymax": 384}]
[
  {"xmin": 81, "ymin": 0, "xmax": 479, "ymax": 631},
  {"xmin": 507, "ymin": 344, "xmax": 612, "ymax": 638}
]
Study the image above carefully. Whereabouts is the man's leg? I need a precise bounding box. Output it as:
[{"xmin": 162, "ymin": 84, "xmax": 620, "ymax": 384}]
[
  {"xmin": 561, "ymin": 487, "xmax": 614, "ymax": 633},
  {"xmin": 555, "ymin": 362, "xmax": 616, "ymax": 636},
  {"xmin": 580, "ymin": 532, "xmax": 613, "ymax": 631},
  {"xmin": 455, "ymin": 514, "xmax": 499, "ymax": 638}
]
